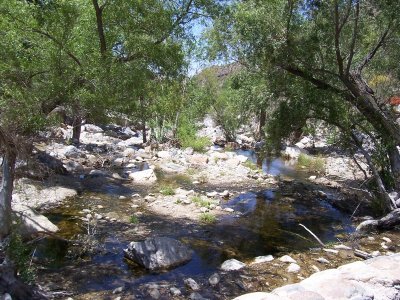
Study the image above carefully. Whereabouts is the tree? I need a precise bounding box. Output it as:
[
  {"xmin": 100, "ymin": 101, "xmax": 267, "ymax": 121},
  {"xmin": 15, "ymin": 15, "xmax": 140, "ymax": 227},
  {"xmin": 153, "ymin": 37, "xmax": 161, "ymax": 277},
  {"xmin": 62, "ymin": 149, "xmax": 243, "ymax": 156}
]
[{"xmin": 209, "ymin": 0, "xmax": 400, "ymax": 210}]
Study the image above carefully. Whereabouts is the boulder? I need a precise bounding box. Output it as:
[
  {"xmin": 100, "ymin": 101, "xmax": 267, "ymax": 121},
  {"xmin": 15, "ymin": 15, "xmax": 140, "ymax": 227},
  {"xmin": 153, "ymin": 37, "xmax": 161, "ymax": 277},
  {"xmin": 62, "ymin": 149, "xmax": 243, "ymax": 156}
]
[
  {"xmin": 13, "ymin": 205, "xmax": 59, "ymax": 237},
  {"xmin": 189, "ymin": 154, "xmax": 209, "ymax": 165},
  {"xmin": 63, "ymin": 161, "xmax": 84, "ymax": 173},
  {"xmin": 235, "ymin": 254, "xmax": 400, "ymax": 300},
  {"xmin": 281, "ymin": 146, "xmax": 308, "ymax": 159},
  {"xmin": 62, "ymin": 145, "xmax": 83, "ymax": 158},
  {"xmin": 220, "ymin": 259, "xmax": 246, "ymax": 271},
  {"xmin": 83, "ymin": 124, "xmax": 103, "ymax": 133},
  {"xmin": 129, "ymin": 169, "xmax": 157, "ymax": 184},
  {"xmin": 124, "ymin": 237, "xmax": 193, "ymax": 270},
  {"xmin": 157, "ymin": 151, "xmax": 172, "ymax": 159}
]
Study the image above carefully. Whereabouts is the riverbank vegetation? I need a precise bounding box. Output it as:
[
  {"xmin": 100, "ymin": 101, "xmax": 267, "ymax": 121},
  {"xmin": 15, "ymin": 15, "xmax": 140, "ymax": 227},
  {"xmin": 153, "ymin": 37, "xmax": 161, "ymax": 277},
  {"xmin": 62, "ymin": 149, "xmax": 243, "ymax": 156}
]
[{"xmin": 1, "ymin": 0, "xmax": 400, "ymax": 298}]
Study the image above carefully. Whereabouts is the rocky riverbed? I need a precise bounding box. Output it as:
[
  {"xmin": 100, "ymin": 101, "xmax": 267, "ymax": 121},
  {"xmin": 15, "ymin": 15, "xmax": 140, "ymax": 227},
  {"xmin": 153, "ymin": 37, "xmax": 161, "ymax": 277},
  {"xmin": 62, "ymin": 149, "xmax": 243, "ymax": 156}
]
[{"xmin": 6, "ymin": 123, "xmax": 400, "ymax": 300}]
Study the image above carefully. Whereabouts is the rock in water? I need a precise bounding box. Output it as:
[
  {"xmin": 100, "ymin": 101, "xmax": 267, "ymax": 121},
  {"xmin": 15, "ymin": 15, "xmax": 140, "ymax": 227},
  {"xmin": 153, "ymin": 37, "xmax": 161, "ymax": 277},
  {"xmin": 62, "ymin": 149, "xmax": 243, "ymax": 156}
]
[{"xmin": 124, "ymin": 237, "xmax": 192, "ymax": 270}]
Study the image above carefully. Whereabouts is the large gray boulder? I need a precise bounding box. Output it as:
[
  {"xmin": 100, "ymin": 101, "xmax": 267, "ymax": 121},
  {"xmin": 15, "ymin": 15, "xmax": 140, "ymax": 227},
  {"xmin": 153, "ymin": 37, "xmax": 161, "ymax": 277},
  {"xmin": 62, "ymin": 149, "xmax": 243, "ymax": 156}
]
[
  {"xmin": 234, "ymin": 254, "xmax": 400, "ymax": 300},
  {"xmin": 124, "ymin": 237, "xmax": 193, "ymax": 270},
  {"xmin": 13, "ymin": 204, "xmax": 59, "ymax": 237}
]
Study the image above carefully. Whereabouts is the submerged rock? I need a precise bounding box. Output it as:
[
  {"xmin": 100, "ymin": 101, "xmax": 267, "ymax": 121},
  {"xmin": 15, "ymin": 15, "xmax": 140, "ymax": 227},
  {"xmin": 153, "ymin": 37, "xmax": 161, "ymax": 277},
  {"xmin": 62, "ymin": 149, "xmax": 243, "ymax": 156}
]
[{"xmin": 124, "ymin": 237, "xmax": 192, "ymax": 270}]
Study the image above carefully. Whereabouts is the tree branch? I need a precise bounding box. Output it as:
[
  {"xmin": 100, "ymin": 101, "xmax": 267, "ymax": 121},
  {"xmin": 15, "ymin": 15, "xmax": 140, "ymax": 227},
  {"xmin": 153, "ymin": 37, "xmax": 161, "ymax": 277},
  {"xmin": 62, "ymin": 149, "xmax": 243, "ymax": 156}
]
[
  {"xmin": 357, "ymin": 24, "xmax": 392, "ymax": 73},
  {"xmin": 154, "ymin": 0, "xmax": 194, "ymax": 45},
  {"xmin": 334, "ymin": 0, "xmax": 344, "ymax": 76},
  {"xmin": 345, "ymin": 0, "xmax": 360, "ymax": 76},
  {"xmin": 31, "ymin": 29, "xmax": 82, "ymax": 67},
  {"xmin": 92, "ymin": 0, "xmax": 107, "ymax": 56}
]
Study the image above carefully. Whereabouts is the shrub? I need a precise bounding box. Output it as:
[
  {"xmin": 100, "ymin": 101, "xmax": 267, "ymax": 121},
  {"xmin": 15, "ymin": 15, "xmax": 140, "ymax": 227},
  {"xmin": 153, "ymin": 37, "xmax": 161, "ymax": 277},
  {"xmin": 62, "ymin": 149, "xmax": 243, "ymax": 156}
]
[
  {"xmin": 297, "ymin": 153, "xmax": 325, "ymax": 173},
  {"xmin": 130, "ymin": 215, "xmax": 139, "ymax": 224},
  {"xmin": 177, "ymin": 116, "xmax": 211, "ymax": 152},
  {"xmin": 191, "ymin": 196, "xmax": 211, "ymax": 208},
  {"xmin": 199, "ymin": 213, "xmax": 216, "ymax": 224},
  {"xmin": 160, "ymin": 185, "xmax": 176, "ymax": 196},
  {"xmin": 8, "ymin": 231, "xmax": 36, "ymax": 283}
]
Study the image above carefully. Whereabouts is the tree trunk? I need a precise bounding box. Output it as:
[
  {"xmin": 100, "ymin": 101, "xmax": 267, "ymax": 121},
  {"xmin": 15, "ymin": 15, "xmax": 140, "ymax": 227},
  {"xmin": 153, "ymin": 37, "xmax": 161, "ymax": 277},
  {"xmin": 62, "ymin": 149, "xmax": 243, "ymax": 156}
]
[
  {"xmin": 72, "ymin": 115, "xmax": 82, "ymax": 145},
  {"xmin": 142, "ymin": 120, "xmax": 147, "ymax": 144},
  {"xmin": 0, "ymin": 150, "xmax": 16, "ymax": 240},
  {"xmin": 388, "ymin": 145, "xmax": 400, "ymax": 188},
  {"xmin": 345, "ymin": 73, "xmax": 400, "ymax": 145},
  {"xmin": 258, "ymin": 108, "xmax": 266, "ymax": 141},
  {"xmin": 351, "ymin": 131, "xmax": 396, "ymax": 210}
]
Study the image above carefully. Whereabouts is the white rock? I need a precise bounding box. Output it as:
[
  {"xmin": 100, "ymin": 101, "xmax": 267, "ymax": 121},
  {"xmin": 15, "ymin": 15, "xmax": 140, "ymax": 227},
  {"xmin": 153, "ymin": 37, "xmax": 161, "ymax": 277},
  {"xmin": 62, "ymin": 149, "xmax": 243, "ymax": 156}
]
[
  {"xmin": 309, "ymin": 175, "xmax": 317, "ymax": 181},
  {"xmin": 220, "ymin": 190, "xmax": 230, "ymax": 197},
  {"xmin": 220, "ymin": 259, "xmax": 246, "ymax": 271},
  {"xmin": 83, "ymin": 124, "xmax": 103, "ymax": 133},
  {"xmin": 382, "ymin": 237, "xmax": 392, "ymax": 243},
  {"xmin": 170, "ymin": 287, "xmax": 182, "ymax": 296},
  {"xmin": 236, "ymin": 155, "xmax": 248, "ymax": 163},
  {"xmin": 279, "ymin": 255, "xmax": 297, "ymax": 263},
  {"xmin": 206, "ymin": 191, "xmax": 218, "ymax": 197},
  {"xmin": 252, "ymin": 255, "xmax": 274, "ymax": 264},
  {"xmin": 287, "ymin": 263, "xmax": 301, "ymax": 273},
  {"xmin": 200, "ymin": 207, "xmax": 209, "ymax": 213},
  {"xmin": 316, "ymin": 257, "xmax": 330, "ymax": 264},
  {"xmin": 323, "ymin": 248, "xmax": 339, "ymax": 254},
  {"xmin": 157, "ymin": 151, "xmax": 172, "ymax": 159},
  {"xmin": 13, "ymin": 205, "xmax": 59, "ymax": 237},
  {"xmin": 184, "ymin": 278, "xmax": 200, "ymax": 291},
  {"xmin": 208, "ymin": 273, "xmax": 221, "ymax": 286},
  {"xmin": 129, "ymin": 169, "xmax": 157, "ymax": 184},
  {"xmin": 334, "ymin": 244, "xmax": 352, "ymax": 250},
  {"xmin": 224, "ymin": 208, "xmax": 234, "ymax": 213}
]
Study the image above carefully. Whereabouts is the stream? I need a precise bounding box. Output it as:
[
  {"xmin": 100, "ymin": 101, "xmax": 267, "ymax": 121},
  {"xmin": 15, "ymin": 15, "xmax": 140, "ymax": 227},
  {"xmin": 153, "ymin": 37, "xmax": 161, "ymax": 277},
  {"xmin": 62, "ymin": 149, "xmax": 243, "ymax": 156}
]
[{"xmin": 34, "ymin": 151, "xmax": 354, "ymax": 298}]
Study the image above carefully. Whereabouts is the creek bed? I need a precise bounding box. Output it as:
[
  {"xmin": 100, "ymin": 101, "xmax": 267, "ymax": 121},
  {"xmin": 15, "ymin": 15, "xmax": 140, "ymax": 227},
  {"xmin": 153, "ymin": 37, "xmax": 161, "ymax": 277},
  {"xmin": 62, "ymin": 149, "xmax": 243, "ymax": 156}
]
[{"xmin": 33, "ymin": 154, "xmax": 355, "ymax": 298}]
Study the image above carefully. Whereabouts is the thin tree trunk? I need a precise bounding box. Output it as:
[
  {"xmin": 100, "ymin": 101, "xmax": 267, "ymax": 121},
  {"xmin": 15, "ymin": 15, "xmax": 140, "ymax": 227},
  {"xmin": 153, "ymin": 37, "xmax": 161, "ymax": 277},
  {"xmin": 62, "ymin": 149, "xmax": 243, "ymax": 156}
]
[
  {"xmin": 388, "ymin": 145, "xmax": 400, "ymax": 189},
  {"xmin": 72, "ymin": 115, "xmax": 82, "ymax": 144},
  {"xmin": 258, "ymin": 108, "xmax": 266, "ymax": 141},
  {"xmin": 351, "ymin": 131, "xmax": 396, "ymax": 210},
  {"xmin": 173, "ymin": 111, "xmax": 180, "ymax": 139},
  {"xmin": 0, "ymin": 150, "xmax": 16, "ymax": 240}
]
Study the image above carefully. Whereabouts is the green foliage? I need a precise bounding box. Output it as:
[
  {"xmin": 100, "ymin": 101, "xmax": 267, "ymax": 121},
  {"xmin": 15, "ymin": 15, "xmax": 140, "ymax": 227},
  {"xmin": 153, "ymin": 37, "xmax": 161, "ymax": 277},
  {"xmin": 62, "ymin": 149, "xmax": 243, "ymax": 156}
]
[
  {"xmin": 297, "ymin": 154, "xmax": 325, "ymax": 173},
  {"xmin": 160, "ymin": 185, "xmax": 176, "ymax": 196},
  {"xmin": 8, "ymin": 231, "xmax": 36, "ymax": 284},
  {"xmin": 129, "ymin": 215, "xmax": 139, "ymax": 224},
  {"xmin": 177, "ymin": 116, "xmax": 211, "ymax": 152},
  {"xmin": 243, "ymin": 160, "xmax": 258, "ymax": 171},
  {"xmin": 191, "ymin": 196, "xmax": 211, "ymax": 208},
  {"xmin": 199, "ymin": 212, "xmax": 216, "ymax": 224}
]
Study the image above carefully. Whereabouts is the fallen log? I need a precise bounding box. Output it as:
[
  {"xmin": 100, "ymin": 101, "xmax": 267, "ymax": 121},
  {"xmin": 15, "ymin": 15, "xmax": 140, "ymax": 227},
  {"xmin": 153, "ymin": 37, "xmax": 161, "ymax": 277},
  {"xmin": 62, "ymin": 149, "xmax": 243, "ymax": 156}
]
[{"xmin": 356, "ymin": 208, "xmax": 400, "ymax": 233}]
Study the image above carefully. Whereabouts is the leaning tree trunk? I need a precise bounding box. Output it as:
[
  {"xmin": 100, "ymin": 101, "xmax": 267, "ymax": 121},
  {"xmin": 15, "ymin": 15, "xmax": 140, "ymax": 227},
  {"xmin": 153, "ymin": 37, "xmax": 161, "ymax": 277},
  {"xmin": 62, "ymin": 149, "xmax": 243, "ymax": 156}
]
[
  {"xmin": 351, "ymin": 131, "xmax": 396, "ymax": 211},
  {"xmin": 0, "ymin": 150, "xmax": 16, "ymax": 240},
  {"xmin": 345, "ymin": 73, "xmax": 400, "ymax": 146}
]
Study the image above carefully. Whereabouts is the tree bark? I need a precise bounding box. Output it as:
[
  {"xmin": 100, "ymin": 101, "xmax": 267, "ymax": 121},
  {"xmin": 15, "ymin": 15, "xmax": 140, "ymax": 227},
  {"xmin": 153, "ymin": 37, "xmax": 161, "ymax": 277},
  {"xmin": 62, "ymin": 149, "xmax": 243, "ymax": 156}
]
[
  {"xmin": 71, "ymin": 115, "xmax": 82, "ymax": 145},
  {"xmin": 92, "ymin": 0, "xmax": 107, "ymax": 56},
  {"xmin": 0, "ymin": 150, "xmax": 16, "ymax": 240},
  {"xmin": 388, "ymin": 144, "xmax": 400, "ymax": 188},
  {"xmin": 351, "ymin": 131, "xmax": 396, "ymax": 210},
  {"xmin": 258, "ymin": 108, "xmax": 266, "ymax": 141},
  {"xmin": 345, "ymin": 73, "xmax": 400, "ymax": 145}
]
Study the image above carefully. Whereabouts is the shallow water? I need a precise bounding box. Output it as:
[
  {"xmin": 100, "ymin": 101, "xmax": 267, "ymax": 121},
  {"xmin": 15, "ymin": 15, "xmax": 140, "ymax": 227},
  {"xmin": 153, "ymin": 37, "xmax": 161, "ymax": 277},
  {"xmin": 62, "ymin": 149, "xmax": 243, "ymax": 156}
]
[{"xmin": 35, "ymin": 152, "xmax": 354, "ymax": 296}]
